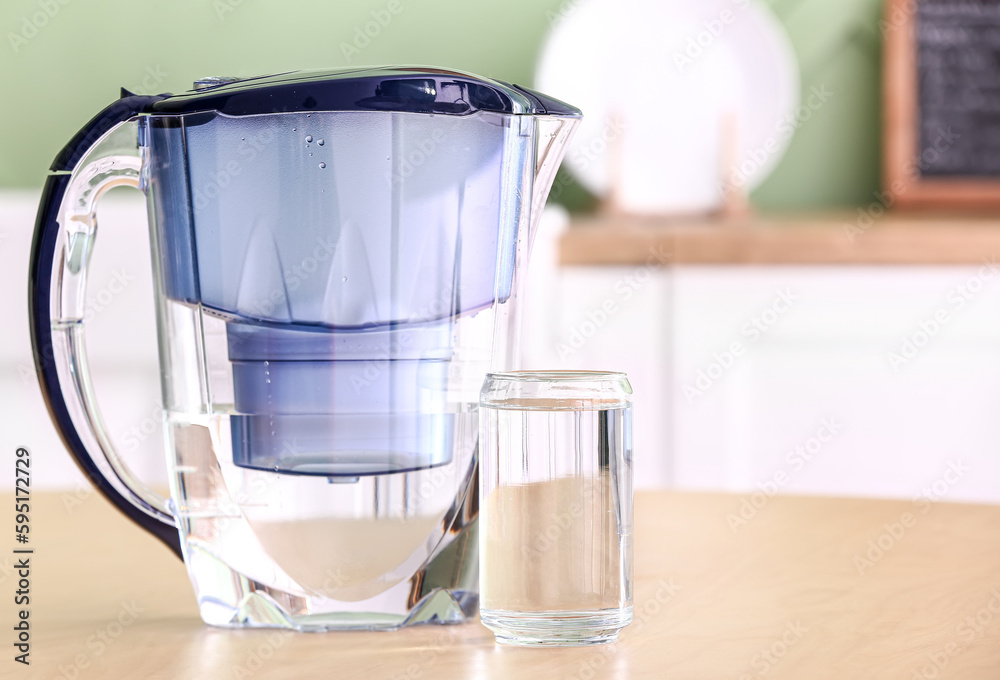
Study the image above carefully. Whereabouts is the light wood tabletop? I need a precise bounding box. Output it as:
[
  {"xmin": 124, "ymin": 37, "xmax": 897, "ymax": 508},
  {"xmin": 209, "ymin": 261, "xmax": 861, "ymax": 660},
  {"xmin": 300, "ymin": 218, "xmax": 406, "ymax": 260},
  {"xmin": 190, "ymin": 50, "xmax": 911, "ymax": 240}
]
[{"xmin": 6, "ymin": 490, "xmax": 1000, "ymax": 679}]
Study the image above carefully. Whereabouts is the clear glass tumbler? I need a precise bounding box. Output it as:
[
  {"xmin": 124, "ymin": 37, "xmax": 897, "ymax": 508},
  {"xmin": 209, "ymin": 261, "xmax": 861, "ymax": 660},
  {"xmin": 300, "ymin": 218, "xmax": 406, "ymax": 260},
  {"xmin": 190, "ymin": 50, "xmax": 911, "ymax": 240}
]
[{"xmin": 479, "ymin": 371, "xmax": 634, "ymax": 646}]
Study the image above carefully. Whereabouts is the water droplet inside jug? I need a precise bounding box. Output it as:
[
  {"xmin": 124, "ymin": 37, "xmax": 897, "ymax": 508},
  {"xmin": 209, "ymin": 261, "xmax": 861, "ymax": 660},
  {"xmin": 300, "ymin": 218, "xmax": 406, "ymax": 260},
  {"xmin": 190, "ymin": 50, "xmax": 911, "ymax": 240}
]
[
  {"xmin": 319, "ymin": 162, "xmax": 326, "ymax": 169},
  {"xmin": 292, "ymin": 127, "xmax": 297, "ymax": 131},
  {"xmin": 317, "ymin": 139, "xmax": 324, "ymax": 146},
  {"xmin": 342, "ymin": 276, "xmax": 348, "ymax": 282},
  {"xmin": 305, "ymin": 135, "xmax": 313, "ymax": 143}
]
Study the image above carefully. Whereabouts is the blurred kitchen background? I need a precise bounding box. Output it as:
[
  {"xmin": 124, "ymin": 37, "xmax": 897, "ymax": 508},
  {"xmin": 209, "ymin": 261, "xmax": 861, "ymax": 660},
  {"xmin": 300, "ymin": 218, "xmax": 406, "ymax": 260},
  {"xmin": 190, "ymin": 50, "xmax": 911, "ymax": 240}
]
[{"xmin": 3, "ymin": 0, "xmax": 1000, "ymax": 504}]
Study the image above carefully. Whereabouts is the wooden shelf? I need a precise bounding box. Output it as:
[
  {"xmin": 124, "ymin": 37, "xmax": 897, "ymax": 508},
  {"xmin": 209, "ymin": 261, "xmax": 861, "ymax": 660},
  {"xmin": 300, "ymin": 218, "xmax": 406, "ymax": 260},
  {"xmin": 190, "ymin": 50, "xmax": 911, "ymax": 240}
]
[{"xmin": 560, "ymin": 212, "xmax": 1000, "ymax": 265}]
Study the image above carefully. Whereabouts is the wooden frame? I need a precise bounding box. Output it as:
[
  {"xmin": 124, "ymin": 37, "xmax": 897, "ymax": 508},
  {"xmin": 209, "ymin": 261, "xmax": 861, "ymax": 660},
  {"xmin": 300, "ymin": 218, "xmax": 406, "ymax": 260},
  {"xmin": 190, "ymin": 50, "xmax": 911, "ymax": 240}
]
[{"xmin": 883, "ymin": 0, "xmax": 1000, "ymax": 209}]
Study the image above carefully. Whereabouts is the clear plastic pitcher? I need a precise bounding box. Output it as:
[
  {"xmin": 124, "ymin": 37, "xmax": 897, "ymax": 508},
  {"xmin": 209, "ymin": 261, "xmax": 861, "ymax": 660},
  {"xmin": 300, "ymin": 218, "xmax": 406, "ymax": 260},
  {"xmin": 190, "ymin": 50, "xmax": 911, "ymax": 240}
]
[{"xmin": 28, "ymin": 68, "xmax": 580, "ymax": 630}]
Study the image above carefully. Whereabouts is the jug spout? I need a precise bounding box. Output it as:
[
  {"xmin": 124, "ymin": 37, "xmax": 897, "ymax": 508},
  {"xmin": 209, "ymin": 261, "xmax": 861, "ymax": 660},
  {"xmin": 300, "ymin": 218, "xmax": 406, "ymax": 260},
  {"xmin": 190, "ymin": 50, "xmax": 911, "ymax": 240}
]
[
  {"xmin": 524, "ymin": 107, "xmax": 580, "ymax": 258},
  {"xmin": 530, "ymin": 115, "xmax": 580, "ymax": 226},
  {"xmin": 513, "ymin": 83, "xmax": 581, "ymax": 227}
]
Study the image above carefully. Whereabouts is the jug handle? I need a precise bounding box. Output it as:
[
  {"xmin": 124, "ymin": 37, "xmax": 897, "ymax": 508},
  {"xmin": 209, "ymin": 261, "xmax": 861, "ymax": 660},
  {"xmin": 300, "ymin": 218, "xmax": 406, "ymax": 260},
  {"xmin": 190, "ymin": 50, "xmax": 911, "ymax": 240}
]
[{"xmin": 28, "ymin": 94, "xmax": 183, "ymax": 558}]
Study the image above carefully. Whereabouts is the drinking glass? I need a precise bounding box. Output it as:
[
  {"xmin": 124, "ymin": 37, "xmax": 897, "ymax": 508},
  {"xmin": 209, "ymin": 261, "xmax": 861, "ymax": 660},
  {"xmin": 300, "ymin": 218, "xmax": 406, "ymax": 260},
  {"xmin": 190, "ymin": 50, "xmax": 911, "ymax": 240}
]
[{"xmin": 479, "ymin": 371, "xmax": 634, "ymax": 646}]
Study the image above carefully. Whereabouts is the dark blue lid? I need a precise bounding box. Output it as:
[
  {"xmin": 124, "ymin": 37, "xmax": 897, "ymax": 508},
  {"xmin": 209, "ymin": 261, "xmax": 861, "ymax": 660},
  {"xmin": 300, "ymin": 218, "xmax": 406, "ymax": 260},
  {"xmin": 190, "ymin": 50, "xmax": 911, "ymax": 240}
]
[{"xmin": 147, "ymin": 66, "xmax": 580, "ymax": 118}]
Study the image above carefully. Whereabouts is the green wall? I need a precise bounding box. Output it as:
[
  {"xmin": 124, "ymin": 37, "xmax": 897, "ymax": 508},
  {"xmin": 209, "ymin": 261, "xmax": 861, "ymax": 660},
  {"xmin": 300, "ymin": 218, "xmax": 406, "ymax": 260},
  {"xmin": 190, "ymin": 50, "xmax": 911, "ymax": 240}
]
[{"xmin": 0, "ymin": 0, "xmax": 884, "ymax": 210}]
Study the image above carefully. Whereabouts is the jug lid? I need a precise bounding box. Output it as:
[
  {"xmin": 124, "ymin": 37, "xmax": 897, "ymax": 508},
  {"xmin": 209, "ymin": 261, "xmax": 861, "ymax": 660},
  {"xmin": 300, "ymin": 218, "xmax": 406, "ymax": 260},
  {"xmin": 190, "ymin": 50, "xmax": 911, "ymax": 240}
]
[{"xmin": 147, "ymin": 66, "xmax": 580, "ymax": 118}]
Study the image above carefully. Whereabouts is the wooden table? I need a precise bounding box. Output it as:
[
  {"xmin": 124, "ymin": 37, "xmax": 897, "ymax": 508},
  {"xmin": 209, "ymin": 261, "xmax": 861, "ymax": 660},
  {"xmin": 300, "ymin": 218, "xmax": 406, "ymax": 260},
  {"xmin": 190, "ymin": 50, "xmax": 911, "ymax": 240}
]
[{"xmin": 8, "ymin": 491, "xmax": 1000, "ymax": 679}]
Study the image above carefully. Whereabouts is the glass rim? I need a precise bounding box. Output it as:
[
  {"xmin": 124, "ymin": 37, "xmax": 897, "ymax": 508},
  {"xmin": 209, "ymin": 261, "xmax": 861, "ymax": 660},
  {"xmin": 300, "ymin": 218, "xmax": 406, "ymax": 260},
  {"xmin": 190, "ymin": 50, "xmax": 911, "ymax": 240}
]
[
  {"xmin": 484, "ymin": 370, "xmax": 628, "ymax": 383},
  {"xmin": 481, "ymin": 371, "xmax": 632, "ymax": 410}
]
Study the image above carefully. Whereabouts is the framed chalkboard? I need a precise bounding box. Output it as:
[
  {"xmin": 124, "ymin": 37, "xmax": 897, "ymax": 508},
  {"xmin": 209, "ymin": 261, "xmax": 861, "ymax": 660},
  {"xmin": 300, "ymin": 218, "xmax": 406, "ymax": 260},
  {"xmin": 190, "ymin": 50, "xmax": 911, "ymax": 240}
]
[{"xmin": 884, "ymin": 0, "xmax": 1000, "ymax": 208}]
